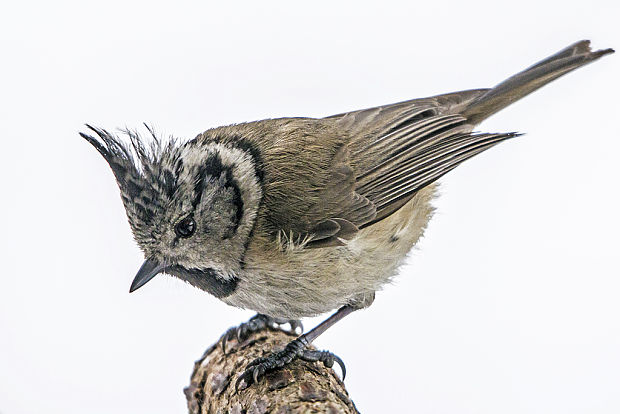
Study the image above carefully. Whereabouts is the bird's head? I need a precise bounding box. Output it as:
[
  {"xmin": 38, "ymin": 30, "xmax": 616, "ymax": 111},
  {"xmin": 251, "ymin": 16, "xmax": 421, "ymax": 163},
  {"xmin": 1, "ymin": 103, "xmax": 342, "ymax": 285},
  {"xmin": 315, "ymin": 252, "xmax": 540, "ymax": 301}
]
[{"xmin": 80, "ymin": 125, "xmax": 262, "ymax": 297}]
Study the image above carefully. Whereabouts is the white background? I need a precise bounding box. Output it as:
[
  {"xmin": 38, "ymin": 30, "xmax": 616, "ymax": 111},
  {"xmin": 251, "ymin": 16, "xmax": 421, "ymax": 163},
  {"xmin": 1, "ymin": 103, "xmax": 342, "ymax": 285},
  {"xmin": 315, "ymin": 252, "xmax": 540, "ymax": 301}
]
[{"xmin": 1, "ymin": 1, "xmax": 618, "ymax": 413}]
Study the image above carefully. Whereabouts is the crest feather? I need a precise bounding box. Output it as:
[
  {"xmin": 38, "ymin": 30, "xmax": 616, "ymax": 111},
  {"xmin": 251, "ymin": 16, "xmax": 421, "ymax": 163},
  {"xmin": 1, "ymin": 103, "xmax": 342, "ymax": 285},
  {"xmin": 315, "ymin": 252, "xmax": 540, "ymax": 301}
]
[{"xmin": 79, "ymin": 124, "xmax": 182, "ymax": 240}]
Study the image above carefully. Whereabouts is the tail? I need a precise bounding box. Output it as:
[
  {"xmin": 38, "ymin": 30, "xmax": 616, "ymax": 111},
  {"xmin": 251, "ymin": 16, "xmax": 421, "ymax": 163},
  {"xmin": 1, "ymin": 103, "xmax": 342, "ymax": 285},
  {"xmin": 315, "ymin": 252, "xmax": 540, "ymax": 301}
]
[{"xmin": 462, "ymin": 40, "xmax": 614, "ymax": 124}]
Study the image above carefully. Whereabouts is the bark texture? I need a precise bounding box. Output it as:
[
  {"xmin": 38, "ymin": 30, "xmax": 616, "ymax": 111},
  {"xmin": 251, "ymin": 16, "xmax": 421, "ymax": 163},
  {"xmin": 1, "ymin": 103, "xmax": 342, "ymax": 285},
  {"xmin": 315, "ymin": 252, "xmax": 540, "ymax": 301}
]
[{"xmin": 185, "ymin": 328, "xmax": 359, "ymax": 413}]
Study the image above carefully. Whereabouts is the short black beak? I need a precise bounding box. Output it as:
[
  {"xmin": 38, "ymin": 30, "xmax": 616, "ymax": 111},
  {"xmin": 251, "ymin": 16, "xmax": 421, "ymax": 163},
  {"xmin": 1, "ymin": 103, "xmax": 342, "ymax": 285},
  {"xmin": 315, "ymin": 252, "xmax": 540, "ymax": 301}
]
[{"xmin": 129, "ymin": 258, "xmax": 166, "ymax": 293}]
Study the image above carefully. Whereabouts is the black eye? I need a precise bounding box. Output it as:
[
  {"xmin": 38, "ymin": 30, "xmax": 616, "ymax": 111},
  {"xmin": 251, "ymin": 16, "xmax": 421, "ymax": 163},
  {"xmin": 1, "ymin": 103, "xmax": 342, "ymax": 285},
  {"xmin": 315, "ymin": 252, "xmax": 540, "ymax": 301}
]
[{"xmin": 175, "ymin": 216, "xmax": 196, "ymax": 238}]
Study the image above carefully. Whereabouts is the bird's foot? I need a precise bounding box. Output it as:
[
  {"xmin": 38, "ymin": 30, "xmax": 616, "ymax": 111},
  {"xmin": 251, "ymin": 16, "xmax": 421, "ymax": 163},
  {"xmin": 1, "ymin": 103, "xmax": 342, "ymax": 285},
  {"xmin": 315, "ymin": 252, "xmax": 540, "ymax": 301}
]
[
  {"xmin": 221, "ymin": 314, "xmax": 303, "ymax": 353},
  {"xmin": 236, "ymin": 336, "xmax": 346, "ymax": 390}
]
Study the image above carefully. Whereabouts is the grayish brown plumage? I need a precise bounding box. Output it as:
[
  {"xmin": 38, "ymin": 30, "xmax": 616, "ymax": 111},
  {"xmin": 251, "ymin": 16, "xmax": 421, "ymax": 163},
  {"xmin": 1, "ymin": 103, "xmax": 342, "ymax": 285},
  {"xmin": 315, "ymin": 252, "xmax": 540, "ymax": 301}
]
[{"xmin": 81, "ymin": 40, "xmax": 613, "ymax": 385}]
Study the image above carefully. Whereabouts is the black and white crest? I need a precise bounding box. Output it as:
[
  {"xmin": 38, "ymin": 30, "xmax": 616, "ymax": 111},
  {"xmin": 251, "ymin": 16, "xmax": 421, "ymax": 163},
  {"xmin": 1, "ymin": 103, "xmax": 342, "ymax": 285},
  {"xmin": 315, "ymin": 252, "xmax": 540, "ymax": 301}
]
[
  {"xmin": 80, "ymin": 124, "xmax": 184, "ymax": 247},
  {"xmin": 81, "ymin": 124, "xmax": 264, "ymax": 287}
]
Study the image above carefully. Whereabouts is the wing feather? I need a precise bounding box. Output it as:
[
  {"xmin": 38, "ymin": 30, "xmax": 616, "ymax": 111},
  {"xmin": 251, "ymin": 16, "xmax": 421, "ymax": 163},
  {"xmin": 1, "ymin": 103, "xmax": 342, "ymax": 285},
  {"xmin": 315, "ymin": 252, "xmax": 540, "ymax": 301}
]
[
  {"xmin": 328, "ymin": 92, "xmax": 517, "ymax": 229},
  {"xmin": 233, "ymin": 90, "xmax": 515, "ymax": 247}
]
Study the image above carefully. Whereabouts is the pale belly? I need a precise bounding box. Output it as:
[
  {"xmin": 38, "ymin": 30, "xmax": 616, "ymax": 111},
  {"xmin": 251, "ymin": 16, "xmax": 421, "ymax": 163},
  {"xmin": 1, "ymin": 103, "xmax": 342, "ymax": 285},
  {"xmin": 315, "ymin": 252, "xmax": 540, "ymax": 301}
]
[{"xmin": 223, "ymin": 185, "xmax": 437, "ymax": 319}]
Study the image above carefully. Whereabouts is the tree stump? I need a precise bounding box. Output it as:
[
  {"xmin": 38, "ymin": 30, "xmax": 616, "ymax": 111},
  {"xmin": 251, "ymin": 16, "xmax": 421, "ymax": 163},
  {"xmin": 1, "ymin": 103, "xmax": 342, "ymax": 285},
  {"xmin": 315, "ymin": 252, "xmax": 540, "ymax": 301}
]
[{"xmin": 184, "ymin": 328, "xmax": 359, "ymax": 413}]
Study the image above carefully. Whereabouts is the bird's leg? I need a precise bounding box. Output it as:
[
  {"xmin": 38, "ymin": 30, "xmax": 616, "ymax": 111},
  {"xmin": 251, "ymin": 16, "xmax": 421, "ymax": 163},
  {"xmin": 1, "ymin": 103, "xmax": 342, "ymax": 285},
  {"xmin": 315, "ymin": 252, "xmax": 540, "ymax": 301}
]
[
  {"xmin": 221, "ymin": 314, "xmax": 303, "ymax": 353},
  {"xmin": 236, "ymin": 305, "xmax": 357, "ymax": 389}
]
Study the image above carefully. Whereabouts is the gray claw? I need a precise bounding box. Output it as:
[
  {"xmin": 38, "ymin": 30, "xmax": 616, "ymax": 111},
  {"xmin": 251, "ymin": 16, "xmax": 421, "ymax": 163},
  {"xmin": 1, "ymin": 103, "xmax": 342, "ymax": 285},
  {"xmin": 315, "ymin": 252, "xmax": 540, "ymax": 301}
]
[
  {"xmin": 332, "ymin": 353, "xmax": 346, "ymax": 380},
  {"xmin": 252, "ymin": 366, "xmax": 264, "ymax": 384},
  {"xmin": 299, "ymin": 349, "xmax": 346, "ymax": 380},
  {"xmin": 289, "ymin": 320, "xmax": 304, "ymax": 334}
]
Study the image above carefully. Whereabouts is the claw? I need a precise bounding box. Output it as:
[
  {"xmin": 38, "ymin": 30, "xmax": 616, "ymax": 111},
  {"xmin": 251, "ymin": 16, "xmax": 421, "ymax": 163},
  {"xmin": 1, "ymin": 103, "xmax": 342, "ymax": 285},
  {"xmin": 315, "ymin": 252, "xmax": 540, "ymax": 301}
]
[
  {"xmin": 252, "ymin": 366, "xmax": 264, "ymax": 384},
  {"xmin": 221, "ymin": 328, "xmax": 235, "ymax": 354},
  {"xmin": 332, "ymin": 353, "xmax": 346, "ymax": 380},
  {"xmin": 289, "ymin": 320, "xmax": 304, "ymax": 334},
  {"xmin": 299, "ymin": 349, "xmax": 346, "ymax": 380},
  {"xmin": 235, "ymin": 373, "xmax": 247, "ymax": 392}
]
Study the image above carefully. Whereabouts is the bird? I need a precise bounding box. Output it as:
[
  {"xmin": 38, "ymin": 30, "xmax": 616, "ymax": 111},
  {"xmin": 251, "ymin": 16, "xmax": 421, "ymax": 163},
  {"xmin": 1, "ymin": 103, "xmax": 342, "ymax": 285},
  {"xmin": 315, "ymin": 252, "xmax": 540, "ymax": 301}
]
[{"xmin": 81, "ymin": 40, "xmax": 613, "ymax": 387}]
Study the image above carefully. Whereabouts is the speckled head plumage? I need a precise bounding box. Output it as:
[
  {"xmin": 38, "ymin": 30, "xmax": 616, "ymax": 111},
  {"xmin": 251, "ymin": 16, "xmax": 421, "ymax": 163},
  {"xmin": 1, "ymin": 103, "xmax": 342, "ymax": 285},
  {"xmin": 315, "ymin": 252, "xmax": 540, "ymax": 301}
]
[
  {"xmin": 80, "ymin": 125, "xmax": 173, "ymax": 245},
  {"xmin": 80, "ymin": 125, "xmax": 263, "ymax": 297}
]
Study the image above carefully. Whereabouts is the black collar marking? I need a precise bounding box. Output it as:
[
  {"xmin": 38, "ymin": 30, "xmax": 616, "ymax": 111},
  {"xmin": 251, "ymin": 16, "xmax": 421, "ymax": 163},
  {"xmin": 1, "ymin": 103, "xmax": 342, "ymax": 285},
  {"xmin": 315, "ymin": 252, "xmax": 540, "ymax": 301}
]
[{"xmin": 166, "ymin": 265, "xmax": 238, "ymax": 298}]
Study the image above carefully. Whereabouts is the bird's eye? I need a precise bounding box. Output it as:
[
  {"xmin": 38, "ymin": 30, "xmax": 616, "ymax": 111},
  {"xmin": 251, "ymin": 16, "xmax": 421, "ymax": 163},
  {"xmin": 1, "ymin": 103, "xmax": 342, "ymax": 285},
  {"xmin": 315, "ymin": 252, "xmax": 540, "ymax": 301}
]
[{"xmin": 175, "ymin": 216, "xmax": 196, "ymax": 238}]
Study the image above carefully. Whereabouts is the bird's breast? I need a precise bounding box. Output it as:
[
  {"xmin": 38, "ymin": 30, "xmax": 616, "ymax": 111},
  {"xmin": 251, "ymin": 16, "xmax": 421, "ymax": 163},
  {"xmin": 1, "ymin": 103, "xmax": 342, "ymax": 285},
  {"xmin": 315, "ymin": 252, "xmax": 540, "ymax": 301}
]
[{"xmin": 222, "ymin": 185, "xmax": 437, "ymax": 319}]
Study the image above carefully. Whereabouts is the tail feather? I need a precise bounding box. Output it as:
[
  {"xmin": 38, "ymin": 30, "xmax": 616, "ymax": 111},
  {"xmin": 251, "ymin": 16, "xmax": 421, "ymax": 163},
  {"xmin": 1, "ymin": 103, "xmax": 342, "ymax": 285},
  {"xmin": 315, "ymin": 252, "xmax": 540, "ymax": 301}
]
[{"xmin": 462, "ymin": 40, "xmax": 614, "ymax": 124}]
